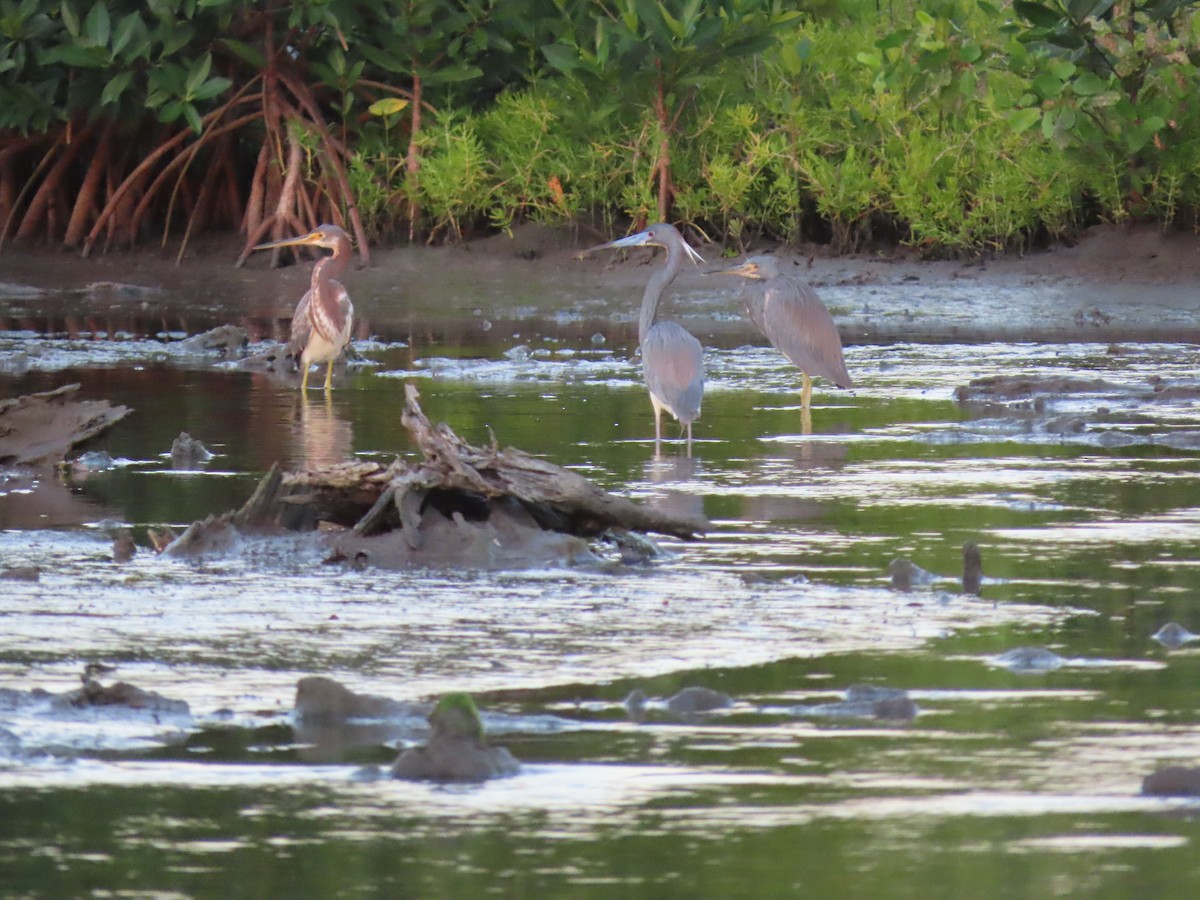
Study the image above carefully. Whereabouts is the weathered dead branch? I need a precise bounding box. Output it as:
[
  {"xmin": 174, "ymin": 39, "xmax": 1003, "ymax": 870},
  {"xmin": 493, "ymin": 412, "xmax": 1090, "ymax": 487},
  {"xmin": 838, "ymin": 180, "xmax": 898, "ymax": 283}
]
[{"xmin": 0, "ymin": 384, "xmax": 130, "ymax": 467}]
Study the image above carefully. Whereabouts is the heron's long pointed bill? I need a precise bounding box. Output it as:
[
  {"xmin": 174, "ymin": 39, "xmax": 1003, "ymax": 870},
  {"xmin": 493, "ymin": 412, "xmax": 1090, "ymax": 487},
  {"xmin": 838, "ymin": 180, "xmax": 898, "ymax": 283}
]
[
  {"xmin": 705, "ymin": 261, "xmax": 755, "ymax": 278},
  {"xmin": 583, "ymin": 230, "xmax": 655, "ymax": 255},
  {"xmin": 253, "ymin": 232, "xmax": 324, "ymax": 251}
]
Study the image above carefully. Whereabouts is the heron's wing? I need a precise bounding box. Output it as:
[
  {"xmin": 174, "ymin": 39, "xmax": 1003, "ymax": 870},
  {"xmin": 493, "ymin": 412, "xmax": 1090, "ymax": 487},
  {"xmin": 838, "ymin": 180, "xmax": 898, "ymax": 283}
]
[
  {"xmin": 286, "ymin": 289, "xmax": 314, "ymax": 359},
  {"xmin": 308, "ymin": 280, "xmax": 353, "ymax": 345},
  {"xmin": 761, "ymin": 279, "xmax": 852, "ymax": 388},
  {"xmin": 641, "ymin": 321, "xmax": 704, "ymax": 423}
]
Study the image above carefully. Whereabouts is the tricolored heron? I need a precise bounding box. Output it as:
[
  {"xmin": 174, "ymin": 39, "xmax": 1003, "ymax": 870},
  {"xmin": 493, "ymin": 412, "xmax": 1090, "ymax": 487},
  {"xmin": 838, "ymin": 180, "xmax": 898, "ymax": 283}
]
[
  {"xmin": 588, "ymin": 223, "xmax": 705, "ymax": 450},
  {"xmin": 709, "ymin": 256, "xmax": 851, "ymax": 411},
  {"xmin": 254, "ymin": 224, "xmax": 354, "ymax": 393}
]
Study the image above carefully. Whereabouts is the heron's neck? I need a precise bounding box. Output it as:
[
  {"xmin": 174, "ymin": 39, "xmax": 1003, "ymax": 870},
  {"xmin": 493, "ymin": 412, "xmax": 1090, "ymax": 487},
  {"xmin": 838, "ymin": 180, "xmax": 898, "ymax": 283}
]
[
  {"xmin": 311, "ymin": 243, "xmax": 350, "ymax": 295},
  {"xmin": 638, "ymin": 247, "xmax": 684, "ymax": 345}
]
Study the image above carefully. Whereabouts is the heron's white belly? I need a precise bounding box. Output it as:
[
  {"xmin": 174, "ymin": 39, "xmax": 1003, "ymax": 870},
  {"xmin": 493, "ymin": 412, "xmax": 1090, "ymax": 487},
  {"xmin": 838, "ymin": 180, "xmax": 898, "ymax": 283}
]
[{"xmin": 302, "ymin": 328, "xmax": 345, "ymax": 366}]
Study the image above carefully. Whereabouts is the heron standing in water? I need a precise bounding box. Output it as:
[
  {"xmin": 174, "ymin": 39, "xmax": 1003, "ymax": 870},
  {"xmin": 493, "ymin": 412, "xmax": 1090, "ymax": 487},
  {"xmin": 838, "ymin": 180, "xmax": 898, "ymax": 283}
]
[
  {"xmin": 255, "ymin": 224, "xmax": 354, "ymax": 393},
  {"xmin": 709, "ymin": 256, "xmax": 851, "ymax": 412},
  {"xmin": 587, "ymin": 223, "xmax": 705, "ymax": 451}
]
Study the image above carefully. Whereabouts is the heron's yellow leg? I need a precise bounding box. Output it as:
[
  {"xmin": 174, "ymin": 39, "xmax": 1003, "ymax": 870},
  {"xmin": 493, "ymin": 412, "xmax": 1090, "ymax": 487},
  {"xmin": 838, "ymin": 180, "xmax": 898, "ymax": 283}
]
[
  {"xmin": 801, "ymin": 373, "xmax": 813, "ymax": 411},
  {"xmin": 300, "ymin": 365, "xmax": 310, "ymax": 392},
  {"xmin": 801, "ymin": 405, "xmax": 813, "ymax": 436},
  {"xmin": 323, "ymin": 360, "xmax": 334, "ymax": 392}
]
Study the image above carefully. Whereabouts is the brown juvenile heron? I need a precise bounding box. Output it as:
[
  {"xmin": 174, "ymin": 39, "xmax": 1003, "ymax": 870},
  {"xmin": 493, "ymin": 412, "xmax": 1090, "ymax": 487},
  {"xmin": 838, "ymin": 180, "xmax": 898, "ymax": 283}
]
[
  {"xmin": 710, "ymin": 256, "xmax": 851, "ymax": 411},
  {"xmin": 255, "ymin": 224, "xmax": 354, "ymax": 393},
  {"xmin": 587, "ymin": 223, "xmax": 705, "ymax": 449}
]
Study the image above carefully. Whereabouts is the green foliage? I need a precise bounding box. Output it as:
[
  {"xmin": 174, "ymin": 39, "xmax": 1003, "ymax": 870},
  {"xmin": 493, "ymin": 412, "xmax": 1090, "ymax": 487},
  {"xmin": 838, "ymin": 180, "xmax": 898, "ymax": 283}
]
[
  {"xmin": 416, "ymin": 111, "xmax": 494, "ymax": 241},
  {"xmin": 5, "ymin": 0, "xmax": 1200, "ymax": 253},
  {"xmin": 1009, "ymin": 0, "xmax": 1200, "ymax": 215}
]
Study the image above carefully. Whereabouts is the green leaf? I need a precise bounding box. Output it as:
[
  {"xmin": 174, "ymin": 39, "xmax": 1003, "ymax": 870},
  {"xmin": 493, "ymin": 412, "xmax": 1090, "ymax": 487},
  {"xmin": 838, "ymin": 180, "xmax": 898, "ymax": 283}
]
[
  {"xmin": 424, "ymin": 64, "xmax": 483, "ymax": 86},
  {"xmin": 876, "ymin": 32, "xmax": 906, "ymax": 50},
  {"xmin": 959, "ymin": 41, "xmax": 982, "ymax": 63},
  {"xmin": 1007, "ymin": 107, "xmax": 1042, "ymax": 133},
  {"xmin": 83, "ymin": 1, "xmax": 108, "ymax": 47},
  {"xmin": 183, "ymin": 101, "xmax": 202, "ymax": 134},
  {"xmin": 45, "ymin": 42, "xmax": 109, "ymax": 67},
  {"xmin": 1032, "ymin": 72, "xmax": 1064, "ymax": 98},
  {"xmin": 158, "ymin": 98, "xmax": 182, "ymax": 123},
  {"xmin": 111, "ymin": 11, "xmax": 140, "ymax": 57},
  {"xmin": 61, "ymin": 0, "xmax": 78, "ymax": 38},
  {"xmin": 357, "ymin": 42, "xmax": 406, "ymax": 74},
  {"xmin": 190, "ymin": 75, "xmax": 230, "ymax": 101},
  {"xmin": 100, "ymin": 69, "xmax": 132, "ymax": 105},
  {"xmin": 1071, "ymin": 71, "xmax": 1107, "ymax": 95},
  {"xmin": 368, "ymin": 97, "xmax": 409, "ymax": 117},
  {"xmin": 185, "ymin": 52, "xmax": 211, "ymax": 95},
  {"xmin": 1049, "ymin": 59, "xmax": 1076, "ymax": 80},
  {"xmin": 1014, "ymin": 0, "xmax": 1064, "ymax": 29},
  {"xmin": 218, "ymin": 38, "xmax": 265, "ymax": 70},
  {"xmin": 856, "ymin": 51, "xmax": 882, "ymax": 69},
  {"xmin": 1040, "ymin": 108, "xmax": 1057, "ymax": 139},
  {"xmin": 1068, "ymin": 0, "xmax": 1114, "ymax": 20},
  {"xmin": 541, "ymin": 41, "xmax": 580, "ymax": 74}
]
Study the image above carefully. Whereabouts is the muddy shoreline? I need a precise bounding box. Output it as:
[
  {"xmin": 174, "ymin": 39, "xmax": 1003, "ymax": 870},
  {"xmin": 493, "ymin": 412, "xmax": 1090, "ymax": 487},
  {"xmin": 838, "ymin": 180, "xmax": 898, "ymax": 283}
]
[{"xmin": 2, "ymin": 222, "xmax": 1199, "ymax": 345}]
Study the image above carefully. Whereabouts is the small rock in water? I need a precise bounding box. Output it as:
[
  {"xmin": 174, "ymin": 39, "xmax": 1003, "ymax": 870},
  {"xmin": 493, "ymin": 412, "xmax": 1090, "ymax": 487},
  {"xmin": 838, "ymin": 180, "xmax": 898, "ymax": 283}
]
[
  {"xmin": 1142, "ymin": 766, "xmax": 1200, "ymax": 797},
  {"xmin": 872, "ymin": 695, "xmax": 919, "ymax": 721},
  {"xmin": 888, "ymin": 558, "xmax": 938, "ymax": 591},
  {"xmin": 170, "ymin": 432, "xmax": 214, "ymax": 469},
  {"xmin": 504, "ymin": 344, "xmax": 530, "ymax": 361},
  {"xmin": 294, "ymin": 676, "xmax": 412, "ymax": 722},
  {"xmin": 71, "ymin": 450, "xmax": 115, "ymax": 474},
  {"xmin": 590, "ymin": 332, "xmax": 606, "ymax": 346},
  {"xmin": 391, "ymin": 693, "xmax": 519, "ymax": 783},
  {"xmin": 111, "ymin": 529, "xmax": 136, "ymax": 563},
  {"xmin": 64, "ymin": 677, "xmax": 190, "ymax": 716},
  {"xmin": 962, "ymin": 541, "xmax": 983, "ymax": 595},
  {"xmin": 623, "ymin": 688, "xmax": 648, "ymax": 719},
  {"xmin": 995, "ymin": 646, "xmax": 1065, "ymax": 673},
  {"xmin": 846, "ymin": 685, "xmax": 918, "ymax": 720},
  {"xmin": 665, "ymin": 686, "xmax": 733, "ymax": 715},
  {"xmin": 1152, "ymin": 622, "xmax": 1200, "ymax": 650},
  {"xmin": 0, "ymin": 565, "xmax": 40, "ymax": 581},
  {"xmin": 147, "ymin": 527, "xmax": 177, "ymax": 554},
  {"xmin": 176, "ymin": 324, "xmax": 249, "ymax": 356}
]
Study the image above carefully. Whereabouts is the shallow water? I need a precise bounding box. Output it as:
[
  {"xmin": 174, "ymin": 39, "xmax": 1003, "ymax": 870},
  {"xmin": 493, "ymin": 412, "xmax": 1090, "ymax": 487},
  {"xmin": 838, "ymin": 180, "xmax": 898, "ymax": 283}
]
[{"xmin": 3, "ymin": 275, "xmax": 1200, "ymax": 899}]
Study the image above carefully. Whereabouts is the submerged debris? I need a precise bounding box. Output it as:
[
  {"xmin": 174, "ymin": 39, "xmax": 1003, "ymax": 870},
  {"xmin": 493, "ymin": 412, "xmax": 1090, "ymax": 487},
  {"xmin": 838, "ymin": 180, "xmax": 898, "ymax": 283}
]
[
  {"xmin": 294, "ymin": 676, "xmax": 420, "ymax": 723},
  {"xmin": 175, "ymin": 325, "xmax": 248, "ymax": 357},
  {"xmin": 0, "ymin": 383, "xmax": 130, "ymax": 467},
  {"xmin": 0, "ymin": 565, "xmax": 40, "ymax": 581},
  {"xmin": 391, "ymin": 693, "xmax": 519, "ymax": 783},
  {"xmin": 888, "ymin": 558, "xmax": 938, "ymax": 591},
  {"xmin": 111, "ymin": 529, "xmax": 136, "ymax": 563},
  {"xmin": 623, "ymin": 686, "xmax": 734, "ymax": 721},
  {"xmin": 791, "ymin": 685, "xmax": 919, "ymax": 722},
  {"xmin": 666, "ymin": 686, "xmax": 733, "ymax": 715},
  {"xmin": 169, "ymin": 432, "xmax": 214, "ymax": 469},
  {"xmin": 955, "ymin": 375, "xmax": 1122, "ymax": 403},
  {"xmin": 1152, "ymin": 622, "xmax": 1200, "ymax": 650},
  {"xmin": 1142, "ymin": 766, "xmax": 1200, "ymax": 797},
  {"xmin": 962, "ymin": 541, "xmax": 983, "ymax": 595},
  {"xmin": 66, "ymin": 679, "xmax": 189, "ymax": 714},
  {"xmin": 166, "ymin": 384, "xmax": 707, "ymax": 569},
  {"xmin": 993, "ymin": 646, "xmax": 1065, "ymax": 673}
]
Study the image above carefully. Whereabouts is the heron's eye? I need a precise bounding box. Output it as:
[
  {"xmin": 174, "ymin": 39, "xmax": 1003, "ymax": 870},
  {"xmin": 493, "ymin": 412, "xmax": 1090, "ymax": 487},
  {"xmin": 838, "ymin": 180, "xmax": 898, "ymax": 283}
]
[{"xmin": 646, "ymin": 231, "xmax": 655, "ymax": 239}]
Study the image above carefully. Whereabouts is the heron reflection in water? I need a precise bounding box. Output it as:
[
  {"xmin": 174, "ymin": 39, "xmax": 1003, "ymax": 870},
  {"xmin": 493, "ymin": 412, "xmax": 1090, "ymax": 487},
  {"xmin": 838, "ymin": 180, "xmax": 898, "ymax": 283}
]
[
  {"xmin": 293, "ymin": 394, "xmax": 355, "ymax": 469},
  {"xmin": 710, "ymin": 256, "xmax": 851, "ymax": 424},
  {"xmin": 255, "ymin": 224, "xmax": 354, "ymax": 393},
  {"xmin": 586, "ymin": 223, "xmax": 705, "ymax": 454}
]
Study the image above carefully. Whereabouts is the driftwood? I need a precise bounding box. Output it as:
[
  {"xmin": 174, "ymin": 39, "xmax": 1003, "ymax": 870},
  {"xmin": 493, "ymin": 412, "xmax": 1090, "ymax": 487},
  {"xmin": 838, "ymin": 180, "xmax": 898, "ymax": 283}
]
[
  {"xmin": 167, "ymin": 385, "xmax": 706, "ymax": 567},
  {"xmin": 0, "ymin": 384, "xmax": 130, "ymax": 466}
]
